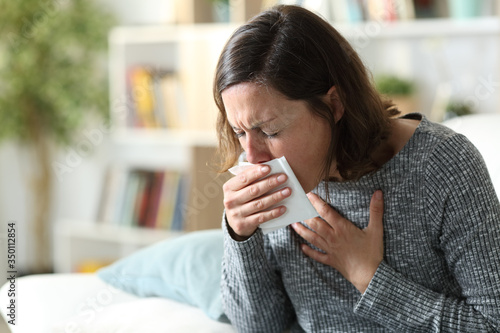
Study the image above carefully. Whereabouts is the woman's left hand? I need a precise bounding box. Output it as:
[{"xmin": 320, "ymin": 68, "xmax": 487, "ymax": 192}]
[{"xmin": 291, "ymin": 191, "xmax": 384, "ymax": 294}]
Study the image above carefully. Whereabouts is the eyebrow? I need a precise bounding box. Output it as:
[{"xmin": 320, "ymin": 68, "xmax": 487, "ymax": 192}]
[{"xmin": 229, "ymin": 117, "xmax": 277, "ymax": 131}]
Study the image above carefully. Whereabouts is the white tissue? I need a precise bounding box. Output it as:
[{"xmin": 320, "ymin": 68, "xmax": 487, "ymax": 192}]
[{"xmin": 228, "ymin": 156, "xmax": 318, "ymax": 234}]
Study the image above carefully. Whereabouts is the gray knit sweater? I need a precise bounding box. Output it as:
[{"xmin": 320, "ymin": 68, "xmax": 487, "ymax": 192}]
[{"xmin": 221, "ymin": 114, "xmax": 500, "ymax": 332}]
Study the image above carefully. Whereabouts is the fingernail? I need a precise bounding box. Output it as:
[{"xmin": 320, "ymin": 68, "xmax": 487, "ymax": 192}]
[
  {"xmin": 260, "ymin": 165, "xmax": 270, "ymax": 173},
  {"xmin": 277, "ymin": 174, "xmax": 286, "ymax": 183},
  {"xmin": 281, "ymin": 188, "xmax": 291, "ymax": 196},
  {"xmin": 375, "ymin": 190, "xmax": 383, "ymax": 200}
]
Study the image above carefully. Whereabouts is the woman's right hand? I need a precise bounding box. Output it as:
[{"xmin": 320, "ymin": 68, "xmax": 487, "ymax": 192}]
[{"xmin": 223, "ymin": 164, "xmax": 291, "ymax": 240}]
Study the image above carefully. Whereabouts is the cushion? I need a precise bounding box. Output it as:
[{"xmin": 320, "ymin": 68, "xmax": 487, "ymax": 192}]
[{"xmin": 97, "ymin": 229, "xmax": 227, "ymax": 322}]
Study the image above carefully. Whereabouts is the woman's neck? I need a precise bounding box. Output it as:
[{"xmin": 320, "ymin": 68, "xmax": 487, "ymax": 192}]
[
  {"xmin": 371, "ymin": 117, "xmax": 420, "ymax": 167},
  {"xmin": 328, "ymin": 117, "xmax": 421, "ymax": 182}
]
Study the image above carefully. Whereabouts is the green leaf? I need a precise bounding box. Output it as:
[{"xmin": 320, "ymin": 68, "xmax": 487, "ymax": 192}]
[
  {"xmin": 0, "ymin": 0, "xmax": 116, "ymax": 146},
  {"xmin": 375, "ymin": 75, "xmax": 415, "ymax": 96}
]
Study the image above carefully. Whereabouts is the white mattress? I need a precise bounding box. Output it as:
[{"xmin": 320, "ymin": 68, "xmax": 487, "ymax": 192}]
[{"xmin": 0, "ymin": 273, "xmax": 235, "ymax": 333}]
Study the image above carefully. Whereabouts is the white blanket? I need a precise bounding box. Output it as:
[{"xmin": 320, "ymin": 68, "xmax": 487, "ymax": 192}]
[{"xmin": 0, "ymin": 273, "xmax": 235, "ymax": 333}]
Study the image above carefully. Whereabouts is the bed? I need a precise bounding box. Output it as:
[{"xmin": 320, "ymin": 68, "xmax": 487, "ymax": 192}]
[
  {"xmin": 0, "ymin": 273, "xmax": 235, "ymax": 333},
  {"xmin": 1, "ymin": 113, "xmax": 499, "ymax": 333},
  {"xmin": 0, "ymin": 229, "xmax": 235, "ymax": 333}
]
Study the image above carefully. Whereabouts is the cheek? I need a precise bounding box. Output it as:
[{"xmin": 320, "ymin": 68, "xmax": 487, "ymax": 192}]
[
  {"xmin": 290, "ymin": 128, "xmax": 331, "ymax": 192},
  {"xmin": 263, "ymin": 142, "xmax": 313, "ymax": 190},
  {"xmin": 285, "ymin": 148, "xmax": 326, "ymax": 193},
  {"xmin": 293, "ymin": 158, "xmax": 325, "ymax": 193}
]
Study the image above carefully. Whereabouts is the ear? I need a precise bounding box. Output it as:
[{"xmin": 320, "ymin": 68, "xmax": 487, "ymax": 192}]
[{"xmin": 325, "ymin": 86, "xmax": 344, "ymax": 123}]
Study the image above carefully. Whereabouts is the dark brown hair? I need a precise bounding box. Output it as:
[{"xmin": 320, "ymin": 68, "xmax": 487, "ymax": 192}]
[{"xmin": 213, "ymin": 5, "xmax": 398, "ymax": 181}]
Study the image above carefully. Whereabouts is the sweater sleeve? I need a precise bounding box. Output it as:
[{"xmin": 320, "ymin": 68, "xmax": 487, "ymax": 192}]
[
  {"xmin": 355, "ymin": 134, "xmax": 500, "ymax": 332},
  {"xmin": 221, "ymin": 215, "xmax": 295, "ymax": 333}
]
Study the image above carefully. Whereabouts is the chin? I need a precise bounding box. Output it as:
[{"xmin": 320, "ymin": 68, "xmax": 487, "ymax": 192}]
[
  {"xmin": 298, "ymin": 178, "xmax": 315, "ymax": 194},
  {"xmin": 294, "ymin": 167, "xmax": 323, "ymax": 194},
  {"xmin": 298, "ymin": 173, "xmax": 326, "ymax": 194}
]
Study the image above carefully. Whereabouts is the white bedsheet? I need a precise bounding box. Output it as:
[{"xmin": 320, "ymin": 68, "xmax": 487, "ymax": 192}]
[{"xmin": 0, "ymin": 273, "xmax": 235, "ymax": 333}]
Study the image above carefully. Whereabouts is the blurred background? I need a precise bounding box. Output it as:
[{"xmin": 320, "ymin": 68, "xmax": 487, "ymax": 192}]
[{"xmin": 0, "ymin": 0, "xmax": 499, "ymax": 282}]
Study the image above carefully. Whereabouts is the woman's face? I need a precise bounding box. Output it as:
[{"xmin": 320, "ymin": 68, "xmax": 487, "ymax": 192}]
[{"xmin": 222, "ymin": 82, "xmax": 332, "ymax": 193}]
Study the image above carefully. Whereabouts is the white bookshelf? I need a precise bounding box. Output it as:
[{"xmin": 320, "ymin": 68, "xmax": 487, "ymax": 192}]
[
  {"xmin": 338, "ymin": 17, "xmax": 500, "ymax": 119},
  {"xmin": 53, "ymin": 24, "xmax": 233, "ymax": 273},
  {"xmin": 110, "ymin": 129, "xmax": 217, "ymax": 170},
  {"xmin": 108, "ymin": 24, "xmax": 238, "ymax": 131},
  {"xmin": 53, "ymin": 221, "xmax": 184, "ymax": 273}
]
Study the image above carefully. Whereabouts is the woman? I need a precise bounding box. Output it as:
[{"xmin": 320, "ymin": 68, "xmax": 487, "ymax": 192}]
[{"xmin": 214, "ymin": 5, "xmax": 500, "ymax": 332}]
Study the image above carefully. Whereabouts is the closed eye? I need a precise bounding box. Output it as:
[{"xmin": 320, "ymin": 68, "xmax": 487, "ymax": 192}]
[
  {"xmin": 262, "ymin": 131, "xmax": 278, "ymax": 139},
  {"xmin": 232, "ymin": 128, "xmax": 279, "ymax": 139},
  {"xmin": 234, "ymin": 131, "xmax": 245, "ymax": 138}
]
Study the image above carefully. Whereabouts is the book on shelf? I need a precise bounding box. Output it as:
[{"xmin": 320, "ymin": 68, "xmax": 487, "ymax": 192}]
[
  {"xmin": 97, "ymin": 167, "xmax": 190, "ymax": 231},
  {"xmin": 330, "ymin": 0, "xmax": 365, "ymax": 23},
  {"xmin": 266, "ymin": 0, "xmax": 498, "ymax": 21},
  {"xmin": 346, "ymin": 0, "xmax": 415, "ymax": 22},
  {"xmin": 126, "ymin": 66, "xmax": 187, "ymax": 129},
  {"xmin": 76, "ymin": 259, "xmax": 113, "ymax": 273},
  {"xmin": 128, "ymin": 67, "xmax": 157, "ymax": 128},
  {"xmin": 266, "ymin": 0, "xmax": 417, "ymax": 23}
]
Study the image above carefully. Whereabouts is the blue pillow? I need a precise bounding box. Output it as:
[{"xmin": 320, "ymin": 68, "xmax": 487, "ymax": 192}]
[{"xmin": 97, "ymin": 229, "xmax": 227, "ymax": 322}]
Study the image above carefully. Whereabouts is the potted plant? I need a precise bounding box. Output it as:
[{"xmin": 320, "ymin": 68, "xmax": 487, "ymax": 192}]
[
  {"xmin": 444, "ymin": 100, "xmax": 474, "ymax": 120},
  {"xmin": 0, "ymin": 0, "xmax": 115, "ymax": 273},
  {"xmin": 375, "ymin": 75, "xmax": 417, "ymax": 115}
]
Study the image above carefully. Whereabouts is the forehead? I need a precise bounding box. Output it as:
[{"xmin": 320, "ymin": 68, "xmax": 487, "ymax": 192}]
[
  {"xmin": 222, "ymin": 82, "xmax": 304, "ymax": 126},
  {"xmin": 222, "ymin": 82, "xmax": 280, "ymax": 109}
]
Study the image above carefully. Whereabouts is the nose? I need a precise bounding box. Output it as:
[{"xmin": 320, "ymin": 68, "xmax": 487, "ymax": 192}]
[{"xmin": 244, "ymin": 133, "xmax": 272, "ymax": 164}]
